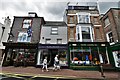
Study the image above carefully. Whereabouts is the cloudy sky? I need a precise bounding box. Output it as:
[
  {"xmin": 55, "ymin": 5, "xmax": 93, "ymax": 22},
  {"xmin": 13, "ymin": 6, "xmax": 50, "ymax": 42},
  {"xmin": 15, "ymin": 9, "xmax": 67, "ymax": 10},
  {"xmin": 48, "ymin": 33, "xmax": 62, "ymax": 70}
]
[{"xmin": 0, "ymin": 0, "xmax": 119, "ymax": 24}]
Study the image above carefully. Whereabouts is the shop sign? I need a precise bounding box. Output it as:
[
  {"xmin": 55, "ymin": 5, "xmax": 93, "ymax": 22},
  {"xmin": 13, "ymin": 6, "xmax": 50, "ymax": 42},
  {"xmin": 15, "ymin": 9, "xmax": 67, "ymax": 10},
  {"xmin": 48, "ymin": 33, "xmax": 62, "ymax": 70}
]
[
  {"xmin": 71, "ymin": 49, "xmax": 91, "ymax": 52},
  {"xmin": 39, "ymin": 46, "xmax": 67, "ymax": 49}
]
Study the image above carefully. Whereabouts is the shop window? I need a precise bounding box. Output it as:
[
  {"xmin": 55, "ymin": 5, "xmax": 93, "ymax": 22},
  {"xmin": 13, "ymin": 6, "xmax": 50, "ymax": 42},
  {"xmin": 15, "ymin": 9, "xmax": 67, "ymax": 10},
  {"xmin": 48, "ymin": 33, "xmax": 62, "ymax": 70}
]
[
  {"xmin": 22, "ymin": 19, "xmax": 32, "ymax": 28},
  {"xmin": 57, "ymin": 39, "xmax": 62, "ymax": 44},
  {"xmin": 45, "ymin": 39, "xmax": 51, "ymax": 44},
  {"xmin": 106, "ymin": 31, "xmax": 114, "ymax": 44},
  {"xmin": 58, "ymin": 50, "xmax": 67, "ymax": 66},
  {"xmin": 39, "ymin": 49, "xmax": 53, "ymax": 65},
  {"xmin": 17, "ymin": 32, "xmax": 31, "ymax": 42},
  {"xmin": 51, "ymin": 27, "xmax": 58, "ymax": 35},
  {"xmin": 70, "ymin": 46, "xmax": 108, "ymax": 66},
  {"xmin": 104, "ymin": 17, "xmax": 110, "ymax": 27},
  {"xmin": 13, "ymin": 49, "xmax": 36, "ymax": 66},
  {"xmin": 78, "ymin": 15, "xmax": 89, "ymax": 23}
]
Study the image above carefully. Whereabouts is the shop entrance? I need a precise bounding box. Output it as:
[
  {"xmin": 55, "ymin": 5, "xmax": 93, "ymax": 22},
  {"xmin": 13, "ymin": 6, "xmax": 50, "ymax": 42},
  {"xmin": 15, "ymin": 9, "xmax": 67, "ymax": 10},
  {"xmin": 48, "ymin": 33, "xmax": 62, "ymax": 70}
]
[{"xmin": 49, "ymin": 49, "xmax": 58, "ymax": 66}]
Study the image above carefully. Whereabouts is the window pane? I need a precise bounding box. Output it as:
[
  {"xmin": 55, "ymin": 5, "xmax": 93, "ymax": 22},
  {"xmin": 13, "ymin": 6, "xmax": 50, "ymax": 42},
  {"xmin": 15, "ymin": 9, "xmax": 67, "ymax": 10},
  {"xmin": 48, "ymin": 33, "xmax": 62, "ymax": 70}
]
[
  {"xmin": 52, "ymin": 28, "xmax": 57, "ymax": 30},
  {"xmin": 104, "ymin": 17, "xmax": 110, "ymax": 27},
  {"xmin": 51, "ymin": 27, "xmax": 58, "ymax": 35},
  {"xmin": 17, "ymin": 32, "xmax": 31, "ymax": 42},
  {"xmin": 107, "ymin": 32, "xmax": 114, "ymax": 43},
  {"xmin": 79, "ymin": 15, "xmax": 89, "ymax": 23},
  {"xmin": 57, "ymin": 39, "xmax": 62, "ymax": 44},
  {"xmin": 46, "ymin": 39, "xmax": 51, "ymax": 44},
  {"xmin": 23, "ymin": 19, "xmax": 32, "ymax": 28},
  {"xmin": 81, "ymin": 27, "xmax": 91, "ymax": 39}
]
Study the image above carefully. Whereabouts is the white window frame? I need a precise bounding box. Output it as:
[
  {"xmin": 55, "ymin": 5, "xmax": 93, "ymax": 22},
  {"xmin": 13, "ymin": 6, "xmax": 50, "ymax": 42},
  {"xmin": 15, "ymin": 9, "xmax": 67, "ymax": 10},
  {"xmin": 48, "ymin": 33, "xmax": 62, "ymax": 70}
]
[
  {"xmin": 51, "ymin": 27, "xmax": 58, "ymax": 35},
  {"xmin": 106, "ymin": 31, "xmax": 114, "ymax": 45},
  {"xmin": 17, "ymin": 32, "xmax": 31, "ymax": 42},
  {"xmin": 77, "ymin": 13, "xmax": 90, "ymax": 23},
  {"xmin": 23, "ymin": 19, "xmax": 32, "ymax": 28},
  {"xmin": 76, "ymin": 25, "xmax": 93, "ymax": 42},
  {"xmin": 104, "ymin": 17, "xmax": 110, "ymax": 28}
]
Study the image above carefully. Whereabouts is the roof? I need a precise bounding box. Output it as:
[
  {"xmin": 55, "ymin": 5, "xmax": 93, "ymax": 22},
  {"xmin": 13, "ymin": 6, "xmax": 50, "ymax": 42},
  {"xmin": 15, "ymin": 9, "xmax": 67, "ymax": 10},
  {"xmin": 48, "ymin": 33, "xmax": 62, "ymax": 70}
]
[
  {"xmin": 44, "ymin": 21, "xmax": 67, "ymax": 26},
  {"xmin": 100, "ymin": 8, "xmax": 120, "ymax": 20}
]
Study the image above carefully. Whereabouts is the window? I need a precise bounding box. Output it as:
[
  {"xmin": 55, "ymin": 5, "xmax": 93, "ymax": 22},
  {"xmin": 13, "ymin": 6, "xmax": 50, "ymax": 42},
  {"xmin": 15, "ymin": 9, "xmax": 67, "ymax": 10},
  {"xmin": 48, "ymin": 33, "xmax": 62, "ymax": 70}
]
[
  {"xmin": 57, "ymin": 39, "xmax": 62, "ymax": 44},
  {"xmin": 81, "ymin": 27, "xmax": 91, "ymax": 39},
  {"xmin": 104, "ymin": 17, "xmax": 110, "ymax": 27},
  {"xmin": 106, "ymin": 31, "xmax": 114, "ymax": 43},
  {"xmin": 17, "ymin": 32, "xmax": 31, "ymax": 42},
  {"xmin": 23, "ymin": 19, "xmax": 32, "ymax": 28},
  {"xmin": 51, "ymin": 27, "xmax": 58, "ymax": 35},
  {"xmin": 58, "ymin": 50, "xmax": 67, "ymax": 66},
  {"xmin": 69, "ymin": 16, "xmax": 74, "ymax": 24},
  {"xmin": 78, "ymin": 15, "xmax": 89, "ymax": 23},
  {"xmin": 45, "ymin": 39, "xmax": 51, "ymax": 44}
]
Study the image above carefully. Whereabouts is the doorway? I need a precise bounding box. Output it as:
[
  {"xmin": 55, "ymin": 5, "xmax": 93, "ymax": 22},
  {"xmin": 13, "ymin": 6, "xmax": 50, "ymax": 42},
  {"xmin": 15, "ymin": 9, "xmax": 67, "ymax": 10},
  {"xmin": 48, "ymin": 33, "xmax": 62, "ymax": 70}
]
[{"xmin": 49, "ymin": 49, "xmax": 58, "ymax": 66}]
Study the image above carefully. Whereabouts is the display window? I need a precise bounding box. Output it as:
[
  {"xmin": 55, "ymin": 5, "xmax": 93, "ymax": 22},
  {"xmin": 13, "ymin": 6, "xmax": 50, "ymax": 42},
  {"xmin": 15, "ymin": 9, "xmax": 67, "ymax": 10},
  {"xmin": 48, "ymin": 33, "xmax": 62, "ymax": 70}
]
[
  {"xmin": 70, "ymin": 46, "xmax": 109, "ymax": 66},
  {"xmin": 5, "ymin": 48, "xmax": 36, "ymax": 66},
  {"xmin": 38, "ymin": 49, "xmax": 68, "ymax": 66}
]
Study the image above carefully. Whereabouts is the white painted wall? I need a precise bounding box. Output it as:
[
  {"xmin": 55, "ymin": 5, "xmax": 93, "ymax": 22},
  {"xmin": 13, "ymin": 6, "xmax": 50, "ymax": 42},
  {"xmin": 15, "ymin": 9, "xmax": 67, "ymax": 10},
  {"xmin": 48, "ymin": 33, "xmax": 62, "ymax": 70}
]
[
  {"xmin": 40, "ymin": 25, "xmax": 67, "ymax": 44},
  {"xmin": 0, "ymin": 17, "xmax": 11, "ymax": 49}
]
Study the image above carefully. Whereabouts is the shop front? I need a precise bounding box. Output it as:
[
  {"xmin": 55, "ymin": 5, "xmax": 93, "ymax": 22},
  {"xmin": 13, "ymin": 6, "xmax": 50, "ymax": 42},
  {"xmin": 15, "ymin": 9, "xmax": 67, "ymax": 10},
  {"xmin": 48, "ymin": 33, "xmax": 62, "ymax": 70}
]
[
  {"xmin": 111, "ymin": 42, "xmax": 120, "ymax": 69},
  {"xmin": 68, "ymin": 42, "xmax": 114, "ymax": 70},
  {"xmin": 2, "ymin": 42, "xmax": 38, "ymax": 67},
  {"xmin": 37, "ymin": 44, "xmax": 68, "ymax": 67}
]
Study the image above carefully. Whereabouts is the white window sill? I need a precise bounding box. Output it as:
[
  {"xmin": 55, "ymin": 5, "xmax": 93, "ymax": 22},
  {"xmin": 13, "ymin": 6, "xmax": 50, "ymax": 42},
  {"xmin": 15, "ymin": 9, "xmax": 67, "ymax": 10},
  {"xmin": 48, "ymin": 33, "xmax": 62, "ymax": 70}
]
[{"xmin": 104, "ymin": 23, "xmax": 110, "ymax": 28}]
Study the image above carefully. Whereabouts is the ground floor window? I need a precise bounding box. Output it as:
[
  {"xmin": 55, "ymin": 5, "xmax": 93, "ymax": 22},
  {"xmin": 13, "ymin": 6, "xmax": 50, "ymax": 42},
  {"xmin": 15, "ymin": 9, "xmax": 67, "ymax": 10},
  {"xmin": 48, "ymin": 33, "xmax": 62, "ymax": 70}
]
[
  {"xmin": 5, "ymin": 48, "xmax": 36, "ymax": 66},
  {"xmin": 112, "ymin": 51, "xmax": 120, "ymax": 68},
  {"xmin": 37, "ymin": 49, "xmax": 68, "ymax": 66},
  {"xmin": 58, "ymin": 49, "xmax": 67, "ymax": 66},
  {"xmin": 70, "ymin": 46, "xmax": 109, "ymax": 66}
]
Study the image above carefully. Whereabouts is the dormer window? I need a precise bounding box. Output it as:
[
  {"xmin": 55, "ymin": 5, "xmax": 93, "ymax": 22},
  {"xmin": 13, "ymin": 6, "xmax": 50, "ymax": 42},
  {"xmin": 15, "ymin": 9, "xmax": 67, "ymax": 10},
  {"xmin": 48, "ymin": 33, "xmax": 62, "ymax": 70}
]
[{"xmin": 22, "ymin": 19, "xmax": 32, "ymax": 28}]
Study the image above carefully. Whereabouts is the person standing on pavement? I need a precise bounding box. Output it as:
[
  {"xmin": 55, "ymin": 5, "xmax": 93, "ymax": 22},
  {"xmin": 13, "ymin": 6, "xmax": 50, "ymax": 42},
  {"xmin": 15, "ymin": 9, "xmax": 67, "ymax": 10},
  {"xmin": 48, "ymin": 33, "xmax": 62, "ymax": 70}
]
[
  {"xmin": 53, "ymin": 55, "xmax": 60, "ymax": 71},
  {"xmin": 42, "ymin": 56, "xmax": 49, "ymax": 72}
]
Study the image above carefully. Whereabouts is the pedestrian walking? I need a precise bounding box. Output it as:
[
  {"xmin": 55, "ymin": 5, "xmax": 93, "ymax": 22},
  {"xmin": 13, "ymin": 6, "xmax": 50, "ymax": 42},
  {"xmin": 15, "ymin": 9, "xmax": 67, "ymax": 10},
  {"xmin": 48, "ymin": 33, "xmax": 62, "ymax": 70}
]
[
  {"xmin": 53, "ymin": 55, "xmax": 60, "ymax": 71},
  {"xmin": 42, "ymin": 56, "xmax": 48, "ymax": 72}
]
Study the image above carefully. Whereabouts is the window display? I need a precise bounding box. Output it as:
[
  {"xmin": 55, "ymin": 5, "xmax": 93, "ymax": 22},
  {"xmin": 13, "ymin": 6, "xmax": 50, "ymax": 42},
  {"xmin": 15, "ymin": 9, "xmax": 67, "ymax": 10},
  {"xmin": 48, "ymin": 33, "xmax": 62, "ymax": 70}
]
[
  {"xmin": 70, "ymin": 45, "xmax": 108, "ymax": 66},
  {"xmin": 58, "ymin": 50, "xmax": 67, "ymax": 66},
  {"xmin": 5, "ymin": 49, "xmax": 36, "ymax": 66}
]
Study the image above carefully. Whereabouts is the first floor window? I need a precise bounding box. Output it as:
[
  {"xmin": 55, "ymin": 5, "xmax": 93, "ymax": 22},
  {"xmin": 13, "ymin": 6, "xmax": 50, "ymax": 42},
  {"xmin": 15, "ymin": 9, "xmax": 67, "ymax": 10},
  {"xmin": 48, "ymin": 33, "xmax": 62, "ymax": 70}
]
[
  {"xmin": 106, "ymin": 31, "xmax": 114, "ymax": 43},
  {"xmin": 17, "ymin": 32, "xmax": 31, "ymax": 42}
]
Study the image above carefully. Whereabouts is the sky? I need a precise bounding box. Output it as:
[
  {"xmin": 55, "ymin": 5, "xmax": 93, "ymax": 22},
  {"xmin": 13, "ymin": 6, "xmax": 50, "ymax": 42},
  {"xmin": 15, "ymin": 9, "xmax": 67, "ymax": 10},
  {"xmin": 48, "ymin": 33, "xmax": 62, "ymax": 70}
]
[{"xmin": 0, "ymin": 0, "xmax": 119, "ymax": 24}]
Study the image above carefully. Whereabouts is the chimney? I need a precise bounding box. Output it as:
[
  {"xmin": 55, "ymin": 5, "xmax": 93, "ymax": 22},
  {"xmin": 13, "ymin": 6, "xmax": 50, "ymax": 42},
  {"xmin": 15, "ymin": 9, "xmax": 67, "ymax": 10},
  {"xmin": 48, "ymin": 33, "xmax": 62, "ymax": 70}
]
[{"xmin": 28, "ymin": 12, "xmax": 38, "ymax": 17}]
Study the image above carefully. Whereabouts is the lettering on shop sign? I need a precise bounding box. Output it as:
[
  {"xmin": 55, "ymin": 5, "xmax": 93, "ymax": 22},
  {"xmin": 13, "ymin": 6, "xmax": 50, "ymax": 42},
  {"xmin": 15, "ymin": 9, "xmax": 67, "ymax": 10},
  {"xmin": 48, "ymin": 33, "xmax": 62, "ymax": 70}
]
[{"xmin": 39, "ymin": 46, "xmax": 67, "ymax": 49}]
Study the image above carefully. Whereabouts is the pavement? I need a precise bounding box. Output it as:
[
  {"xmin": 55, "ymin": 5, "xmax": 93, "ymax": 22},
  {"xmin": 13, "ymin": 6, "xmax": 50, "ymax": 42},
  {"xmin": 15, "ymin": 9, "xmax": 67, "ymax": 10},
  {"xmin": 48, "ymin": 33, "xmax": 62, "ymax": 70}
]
[{"xmin": 0, "ymin": 66, "xmax": 120, "ymax": 80}]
